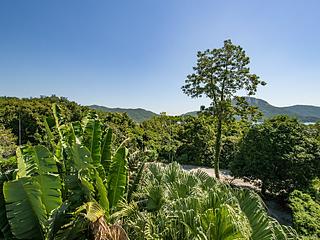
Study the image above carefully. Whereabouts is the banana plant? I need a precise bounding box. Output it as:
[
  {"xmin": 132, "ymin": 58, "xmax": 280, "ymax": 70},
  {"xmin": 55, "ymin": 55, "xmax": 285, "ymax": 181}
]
[
  {"xmin": 2, "ymin": 145, "xmax": 62, "ymax": 240},
  {"xmin": 51, "ymin": 105, "xmax": 129, "ymax": 211},
  {"xmin": 1, "ymin": 104, "xmax": 129, "ymax": 240}
]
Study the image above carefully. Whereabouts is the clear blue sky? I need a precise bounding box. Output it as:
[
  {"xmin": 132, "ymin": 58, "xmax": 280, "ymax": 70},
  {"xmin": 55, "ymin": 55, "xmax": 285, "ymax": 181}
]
[{"xmin": 0, "ymin": 0, "xmax": 319, "ymax": 115}]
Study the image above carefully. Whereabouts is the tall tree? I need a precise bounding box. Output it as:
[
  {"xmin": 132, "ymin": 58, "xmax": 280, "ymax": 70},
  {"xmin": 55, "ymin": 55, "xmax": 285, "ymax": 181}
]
[{"xmin": 182, "ymin": 39, "xmax": 265, "ymax": 178}]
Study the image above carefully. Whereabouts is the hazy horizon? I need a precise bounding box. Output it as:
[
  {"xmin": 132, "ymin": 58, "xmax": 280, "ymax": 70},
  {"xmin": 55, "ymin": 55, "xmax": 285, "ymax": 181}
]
[{"xmin": 1, "ymin": 1, "xmax": 319, "ymax": 115}]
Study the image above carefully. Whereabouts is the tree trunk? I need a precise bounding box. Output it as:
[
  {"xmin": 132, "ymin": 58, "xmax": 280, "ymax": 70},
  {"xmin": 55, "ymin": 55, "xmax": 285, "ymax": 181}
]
[{"xmin": 214, "ymin": 116, "xmax": 223, "ymax": 179}]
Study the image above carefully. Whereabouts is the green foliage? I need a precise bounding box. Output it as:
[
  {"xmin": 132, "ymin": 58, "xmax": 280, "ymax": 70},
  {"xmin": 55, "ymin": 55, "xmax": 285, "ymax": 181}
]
[
  {"xmin": 101, "ymin": 128, "xmax": 112, "ymax": 171},
  {"xmin": 0, "ymin": 96, "xmax": 88, "ymax": 145},
  {"xmin": 308, "ymin": 122, "xmax": 320, "ymax": 143},
  {"xmin": 176, "ymin": 114, "xmax": 215, "ymax": 165},
  {"xmin": 139, "ymin": 113, "xmax": 247, "ymax": 169},
  {"xmin": 0, "ymin": 156, "xmax": 17, "ymax": 173},
  {"xmin": 116, "ymin": 163, "xmax": 298, "ymax": 240},
  {"xmin": 0, "ymin": 105, "xmax": 130, "ymax": 239},
  {"xmin": 231, "ymin": 115, "xmax": 320, "ymax": 196},
  {"xmin": 309, "ymin": 178, "xmax": 320, "ymax": 201},
  {"xmin": 0, "ymin": 124, "xmax": 16, "ymax": 158},
  {"xmin": 0, "ymin": 125, "xmax": 17, "ymax": 173},
  {"xmin": 140, "ymin": 115, "xmax": 183, "ymax": 162},
  {"xmin": 2, "ymin": 144, "xmax": 63, "ymax": 239},
  {"xmin": 289, "ymin": 190, "xmax": 320, "ymax": 238},
  {"xmin": 82, "ymin": 113, "xmax": 102, "ymax": 164},
  {"xmin": 4, "ymin": 177, "xmax": 47, "ymax": 239},
  {"xmin": 107, "ymin": 146, "xmax": 128, "ymax": 209},
  {"xmin": 182, "ymin": 39, "xmax": 265, "ymax": 178},
  {"xmin": 98, "ymin": 111, "xmax": 138, "ymax": 145}
]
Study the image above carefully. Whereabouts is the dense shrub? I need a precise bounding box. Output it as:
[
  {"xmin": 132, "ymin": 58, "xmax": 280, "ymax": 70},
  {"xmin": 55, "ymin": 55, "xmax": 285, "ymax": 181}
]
[
  {"xmin": 118, "ymin": 163, "xmax": 298, "ymax": 239},
  {"xmin": 140, "ymin": 114, "xmax": 183, "ymax": 162},
  {"xmin": 176, "ymin": 115, "xmax": 215, "ymax": 166},
  {"xmin": 289, "ymin": 190, "xmax": 320, "ymax": 238},
  {"xmin": 0, "ymin": 125, "xmax": 17, "ymax": 172},
  {"xmin": 0, "ymin": 156, "xmax": 16, "ymax": 173},
  {"xmin": 0, "ymin": 124, "xmax": 16, "ymax": 158},
  {"xmin": 231, "ymin": 116, "xmax": 320, "ymax": 196}
]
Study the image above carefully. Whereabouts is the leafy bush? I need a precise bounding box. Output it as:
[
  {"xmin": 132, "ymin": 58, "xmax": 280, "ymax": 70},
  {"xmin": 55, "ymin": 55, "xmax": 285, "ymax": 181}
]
[
  {"xmin": 0, "ymin": 124, "xmax": 16, "ymax": 158},
  {"xmin": 0, "ymin": 156, "xmax": 16, "ymax": 172},
  {"xmin": 176, "ymin": 114, "xmax": 215, "ymax": 166},
  {"xmin": 231, "ymin": 115, "xmax": 320, "ymax": 197},
  {"xmin": 289, "ymin": 190, "xmax": 320, "ymax": 238}
]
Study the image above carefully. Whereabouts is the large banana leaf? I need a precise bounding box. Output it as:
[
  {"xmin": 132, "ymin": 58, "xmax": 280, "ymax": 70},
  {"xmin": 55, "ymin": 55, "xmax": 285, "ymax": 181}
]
[
  {"xmin": 82, "ymin": 116, "xmax": 102, "ymax": 165},
  {"xmin": 52, "ymin": 104, "xmax": 65, "ymax": 142},
  {"xmin": 107, "ymin": 146, "xmax": 128, "ymax": 209},
  {"xmin": 43, "ymin": 116, "xmax": 56, "ymax": 150},
  {"xmin": 0, "ymin": 196, "xmax": 12, "ymax": 240},
  {"xmin": 70, "ymin": 143, "xmax": 92, "ymax": 170},
  {"xmin": 94, "ymin": 171, "xmax": 109, "ymax": 214},
  {"xmin": 16, "ymin": 145, "xmax": 62, "ymax": 216},
  {"xmin": 36, "ymin": 174, "xmax": 62, "ymax": 214},
  {"xmin": 52, "ymin": 103, "xmax": 63, "ymax": 126},
  {"xmin": 3, "ymin": 177, "xmax": 47, "ymax": 240},
  {"xmin": 71, "ymin": 121, "xmax": 83, "ymax": 142},
  {"xmin": 101, "ymin": 128, "xmax": 112, "ymax": 172},
  {"xmin": 78, "ymin": 169, "xmax": 95, "ymax": 200},
  {"xmin": 17, "ymin": 145, "xmax": 58, "ymax": 177}
]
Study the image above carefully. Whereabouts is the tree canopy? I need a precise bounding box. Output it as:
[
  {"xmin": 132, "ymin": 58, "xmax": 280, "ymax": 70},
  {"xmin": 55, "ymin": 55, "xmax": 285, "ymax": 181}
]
[
  {"xmin": 231, "ymin": 115, "xmax": 320, "ymax": 197},
  {"xmin": 182, "ymin": 39, "xmax": 265, "ymax": 178}
]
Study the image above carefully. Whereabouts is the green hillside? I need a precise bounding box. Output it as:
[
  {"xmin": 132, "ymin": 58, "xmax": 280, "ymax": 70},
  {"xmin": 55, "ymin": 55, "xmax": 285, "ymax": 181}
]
[
  {"xmin": 90, "ymin": 105, "xmax": 158, "ymax": 122},
  {"xmin": 183, "ymin": 98, "xmax": 320, "ymax": 122},
  {"xmin": 90, "ymin": 98, "xmax": 320, "ymax": 123},
  {"xmin": 245, "ymin": 97, "xmax": 320, "ymax": 122}
]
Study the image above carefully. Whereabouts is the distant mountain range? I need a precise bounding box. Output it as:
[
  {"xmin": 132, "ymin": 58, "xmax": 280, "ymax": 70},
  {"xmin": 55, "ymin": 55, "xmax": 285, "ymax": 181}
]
[
  {"xmin": 90, "ymin": 98, "xmax": 320, "ymax": 123},
  {"xmin": 90, "ymin": 105, "xmax": 157, "ymax": 122},
  {"xmin": 244, "ymin": 97, "xmax": 320, "ymax": 122}
]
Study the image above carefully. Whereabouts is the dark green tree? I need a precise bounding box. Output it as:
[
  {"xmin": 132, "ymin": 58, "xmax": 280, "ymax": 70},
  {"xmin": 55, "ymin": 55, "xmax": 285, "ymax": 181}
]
[
  {"xmin": 140, "ymin": 115, "xmax": 183, "ymax": 162},
  {"xmin": 231, "ymin": 115, "xmax": 320, "ymax": 196},
  {"xmin": 176, "ymin": 114, "xmax": 215, "ymax": 166},
  {"xmin": 182, "ymin": 39, "xmax": 265, "ymax": 178},
  {"xmin": 0, "ymin": 96, "xmax": 88, "ymax": 145}
]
